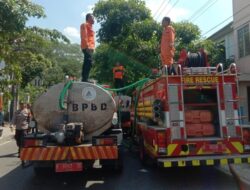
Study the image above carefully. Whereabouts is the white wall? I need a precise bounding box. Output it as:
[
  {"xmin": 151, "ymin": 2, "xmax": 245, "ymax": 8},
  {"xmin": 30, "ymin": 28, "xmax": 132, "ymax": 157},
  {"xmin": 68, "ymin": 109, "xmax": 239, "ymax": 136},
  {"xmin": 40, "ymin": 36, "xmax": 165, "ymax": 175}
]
[
  {"xmin": 233, "ymin": 0, "xmax": 250, "ymax": 72},
  {"xmin": 233, "ymin": 0, "xmax": 250, "ymax": 123}
]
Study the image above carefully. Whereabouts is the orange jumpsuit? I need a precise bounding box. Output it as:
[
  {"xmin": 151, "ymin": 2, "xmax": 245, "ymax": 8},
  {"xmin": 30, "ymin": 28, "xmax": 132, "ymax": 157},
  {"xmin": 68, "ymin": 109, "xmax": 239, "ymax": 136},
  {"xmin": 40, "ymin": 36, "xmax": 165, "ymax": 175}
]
[
  {"xmin": 80, "ymin": 22, "xmax": 95, "ymax": 50},
  {"xmin": 113, "ymin": 65, "xmax": 124, "ymax": 79},
  {"xmin": 160, "ymin": 25, "xmax": 175, "ymax": 66}
]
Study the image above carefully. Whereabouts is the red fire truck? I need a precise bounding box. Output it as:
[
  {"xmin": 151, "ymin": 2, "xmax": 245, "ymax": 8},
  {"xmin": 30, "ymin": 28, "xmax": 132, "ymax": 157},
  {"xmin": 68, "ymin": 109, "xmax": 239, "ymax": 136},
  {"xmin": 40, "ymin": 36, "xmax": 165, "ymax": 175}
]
[{"xmin": 132, "ymin": 61, "xmax": 250, "ymax": 167}]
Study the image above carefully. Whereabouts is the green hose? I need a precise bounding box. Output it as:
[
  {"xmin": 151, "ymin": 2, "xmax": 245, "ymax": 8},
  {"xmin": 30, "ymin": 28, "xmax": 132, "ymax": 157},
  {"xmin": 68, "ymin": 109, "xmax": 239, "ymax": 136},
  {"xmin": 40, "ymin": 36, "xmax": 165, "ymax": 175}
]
[
  {"xmin": 59, "ymin": 80, "xmax": 73, "ymax": 110},
  {"xmin": 98, "ymin": 78, "xmax": 150, "ymax": 137},
  {"xmin": 99, "ymin": 78, "xmax": 150, "ymax": 92}
]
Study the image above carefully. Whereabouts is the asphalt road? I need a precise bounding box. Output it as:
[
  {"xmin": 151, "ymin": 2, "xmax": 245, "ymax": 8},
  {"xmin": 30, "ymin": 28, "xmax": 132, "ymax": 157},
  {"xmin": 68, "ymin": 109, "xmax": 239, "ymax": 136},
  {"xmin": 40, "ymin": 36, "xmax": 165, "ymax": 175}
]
[{"xmin": 0, "ymin": 139, "xmax": 240, "ymax": 190}]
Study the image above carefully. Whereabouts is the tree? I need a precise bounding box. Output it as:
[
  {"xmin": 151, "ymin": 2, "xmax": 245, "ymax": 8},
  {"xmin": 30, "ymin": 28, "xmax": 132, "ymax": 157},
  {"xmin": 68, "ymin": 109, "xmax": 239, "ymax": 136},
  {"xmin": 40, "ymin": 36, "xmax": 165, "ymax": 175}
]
[
  {"xmin": 92, "ymin": 0, "xmax": 226, "ymax": 86},
  {"xmin": 172, "ymin": 21, "xmax": 201, "ymax": 55},
  {"xmin": 91, "ymin": 43, "xmax": 150, "ymax": 84},
  {"xmin": 0, "ymin": 0, "xmax": 46, "ymax": 88},
  {"xmin": 46, "ymin": 43, "xmax": 82, "ymax": 80},
  {"xmin": 0, "ymin": 0, "xmax": 82, "ymax": 107},
  {"xmin": 194, "ymin": 39, "xmax": 230, "ymax": 68},
  {"xmin": 94, "ymin": 0, "xmax": 151, "ymax": 45},
  {"xmin": 92, "ymin": 0, "xmax": 159, "ymax": 84},
  {"xmin": 0, "ymin": 0, "xmax": 45, "ymax": 33}
]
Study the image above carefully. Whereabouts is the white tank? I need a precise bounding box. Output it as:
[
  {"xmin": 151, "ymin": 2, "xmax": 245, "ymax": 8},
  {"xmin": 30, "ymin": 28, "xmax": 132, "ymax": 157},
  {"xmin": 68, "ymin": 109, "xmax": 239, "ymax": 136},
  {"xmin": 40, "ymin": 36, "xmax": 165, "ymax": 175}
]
[{"xmin": 33, "ymin": 82, "xmax": 116, "ymax": 140}]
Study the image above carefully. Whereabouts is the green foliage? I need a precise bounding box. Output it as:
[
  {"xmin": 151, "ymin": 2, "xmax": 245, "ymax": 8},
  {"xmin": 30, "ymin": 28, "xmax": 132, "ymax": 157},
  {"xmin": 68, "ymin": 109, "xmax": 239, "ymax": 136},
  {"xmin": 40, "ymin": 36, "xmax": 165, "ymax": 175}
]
[
  {"xmin": 0, "ymin": 0, "xmax": 45, "ymax": 33},
  {"xmin": 173, "ymin": 21, "xmax": 201, "ymax": 45},
  {"xmin": 93, "ymin": 0, "xmax": 160, "ymax": 85},
  {"xmin": 46, "ymin": 43, "xmax": 82, "ymax": 79},
  {"xmin": 42, "ymin": 66, "xmax": 65, "ymax": 87},
  {"xmin": 19, "ymin": 83, "xmax": 46, "ymax": 103},
  {"xmin": 194, "ymin": 39, "xmax": 231, "ymax": 68},
  {"xmin": 172, "ymin": 21, "xmax": 201, "ymax": 56},
  {"xmin": 91, "ymin": 43, "xmax": 150, "ymax": 85},
  {"xmin": 94, "ymin": 0, "xmax": 151, "ymax": 45},
  {"xmin": 0, "ymin": 0, "xmax": 83, "ymax": 105}
]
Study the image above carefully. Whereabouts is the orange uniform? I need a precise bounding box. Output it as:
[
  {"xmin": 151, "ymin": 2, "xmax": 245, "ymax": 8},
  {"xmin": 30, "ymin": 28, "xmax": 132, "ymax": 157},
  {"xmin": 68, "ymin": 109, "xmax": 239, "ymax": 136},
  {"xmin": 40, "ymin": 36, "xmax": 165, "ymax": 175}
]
[
  {"xmin": 113, "ymin": 65, "xmax": 124, "ymax": 79},
  {"xmin": 160, "ymin": 25, "xmax": 175, "ymax": 66},
  {"xmin": 80, "ymin": 22, "xmax": 95, "ymax": 50}
]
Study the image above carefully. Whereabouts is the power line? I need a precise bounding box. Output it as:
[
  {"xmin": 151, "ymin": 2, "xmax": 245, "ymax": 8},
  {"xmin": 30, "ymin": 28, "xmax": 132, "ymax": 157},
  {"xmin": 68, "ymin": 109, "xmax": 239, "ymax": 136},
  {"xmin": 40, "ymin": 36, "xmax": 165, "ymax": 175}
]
[
  {"xmin": 155, "ymin": 0, "xmax": 171, "ymax": 21},
  {"xmin": 202, "ymin": 4, "xmax": 250, "ymax": 37},
  {"xmin": 166, "ymin": 0, "xmax": 180, "ymax": 15},
  {"xmin": 192, "ymin": 0, "xmax": 218, "ymax": 22},
  {"xmin": 188, "ymin": 0, "xmax": 211, "ymax": 21},
  {"xmin": 202, "ymin": 16, "xmax": 233, "ymax": 37},
  {"xmin": 153, "ymin": 0, "xmax": 167, "ymax": 18}
]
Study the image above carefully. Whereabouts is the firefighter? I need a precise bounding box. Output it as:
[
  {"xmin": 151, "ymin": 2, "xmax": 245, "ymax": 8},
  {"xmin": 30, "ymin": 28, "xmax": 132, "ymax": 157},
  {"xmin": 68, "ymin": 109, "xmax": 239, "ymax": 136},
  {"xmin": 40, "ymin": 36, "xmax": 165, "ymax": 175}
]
[
  {"xmin": 80, "ymin": 13, "xmax": 95, "ymax": 82},
  {"xmin": 160, "ymin": 16, "xmax": 175, "ymax": 74},
  {"xmin": 11, "ymin": 102, "xmax": 31, "ymax": 157},
  {"xmin": 113, "ymin": 62, "xmax": 125, "ymax": 92}
]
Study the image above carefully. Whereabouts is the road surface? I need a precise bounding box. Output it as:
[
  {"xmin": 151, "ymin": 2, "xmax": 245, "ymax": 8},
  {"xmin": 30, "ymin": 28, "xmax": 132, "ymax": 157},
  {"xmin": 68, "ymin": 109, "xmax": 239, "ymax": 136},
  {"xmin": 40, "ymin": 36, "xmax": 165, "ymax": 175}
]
[{"xmin": 0, "ymin": 139, "xmax": 239, "ymax": 190}]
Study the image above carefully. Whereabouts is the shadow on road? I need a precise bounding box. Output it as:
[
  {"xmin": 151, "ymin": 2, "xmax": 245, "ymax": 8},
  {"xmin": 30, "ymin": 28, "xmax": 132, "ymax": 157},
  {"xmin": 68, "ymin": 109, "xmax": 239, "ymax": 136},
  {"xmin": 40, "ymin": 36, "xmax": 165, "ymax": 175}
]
[{"xmin": 0, "ymin": 152, "xmax": 18, "ymax": 158}]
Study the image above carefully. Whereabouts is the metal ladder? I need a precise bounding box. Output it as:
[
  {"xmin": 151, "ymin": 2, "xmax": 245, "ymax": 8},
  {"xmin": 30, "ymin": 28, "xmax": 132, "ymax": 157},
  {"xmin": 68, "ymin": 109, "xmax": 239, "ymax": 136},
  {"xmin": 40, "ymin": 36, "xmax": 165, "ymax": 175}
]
[{"xmin": 165, "ymin": 65, "xmax": 186, "ymax": 142}]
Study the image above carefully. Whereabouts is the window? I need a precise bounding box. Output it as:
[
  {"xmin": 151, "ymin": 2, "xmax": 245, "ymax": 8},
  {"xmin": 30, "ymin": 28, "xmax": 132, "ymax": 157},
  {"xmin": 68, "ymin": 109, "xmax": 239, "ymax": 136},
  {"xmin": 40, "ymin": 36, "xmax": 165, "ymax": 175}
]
[{"xmin": 237, "ymin": 24, "xmax": 250, "ymax": 58}]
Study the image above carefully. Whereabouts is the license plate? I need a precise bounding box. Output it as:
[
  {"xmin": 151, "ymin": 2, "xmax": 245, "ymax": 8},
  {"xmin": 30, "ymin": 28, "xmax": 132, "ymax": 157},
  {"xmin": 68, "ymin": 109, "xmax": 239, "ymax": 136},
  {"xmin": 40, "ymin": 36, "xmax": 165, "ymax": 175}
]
[
  {"xmin": 202, "ymin": 144, "xmax": 226, "ymax": 153},
  {"xmin": 55, "ymin": 162, "xmax": 83, "ymax": 173}
]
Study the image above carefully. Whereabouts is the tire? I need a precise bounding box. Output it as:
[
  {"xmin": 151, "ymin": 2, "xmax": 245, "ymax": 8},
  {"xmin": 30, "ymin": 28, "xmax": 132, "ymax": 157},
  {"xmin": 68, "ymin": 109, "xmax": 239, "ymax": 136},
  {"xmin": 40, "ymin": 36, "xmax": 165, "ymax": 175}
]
[
  {"xmin": 139, "ymin": 137, "xmax": 156, "ymax": 167},
  {"xmin": 100, "ymin": 146, "xmax": 123, "ymax": 172},
  {"xmin": 139, "ymin": 137, "xmax": 148, "ymax": 165},
  {"xmin": 33, "ymin": 162, "xmax": 53, "ymax": 176},
  {"xmin": 114, "ymin": 146, "xmax": 123, "ymax": 172},
  {"xmin": 33, "ymin": 167, "xmax": 48, "ymax": 176}
]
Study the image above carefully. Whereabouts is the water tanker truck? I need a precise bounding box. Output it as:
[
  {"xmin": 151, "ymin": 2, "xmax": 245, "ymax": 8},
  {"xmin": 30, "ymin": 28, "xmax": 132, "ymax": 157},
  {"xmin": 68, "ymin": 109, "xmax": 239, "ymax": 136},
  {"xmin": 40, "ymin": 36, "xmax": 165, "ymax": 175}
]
[{"xmin": 20, "ymin": 81, "xmax": 123, "ymax": 174}]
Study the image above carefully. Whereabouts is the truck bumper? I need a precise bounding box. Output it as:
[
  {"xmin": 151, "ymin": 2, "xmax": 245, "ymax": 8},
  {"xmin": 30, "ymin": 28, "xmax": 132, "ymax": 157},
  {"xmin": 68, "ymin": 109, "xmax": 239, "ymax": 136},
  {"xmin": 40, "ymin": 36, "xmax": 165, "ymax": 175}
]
[
  {"xmin": 158, "ymin": 154, "xmax": 250, "ymax": 167},
  {"xmin": 20, "ymin": 145, "xmax": 118, "ymax": 161}
]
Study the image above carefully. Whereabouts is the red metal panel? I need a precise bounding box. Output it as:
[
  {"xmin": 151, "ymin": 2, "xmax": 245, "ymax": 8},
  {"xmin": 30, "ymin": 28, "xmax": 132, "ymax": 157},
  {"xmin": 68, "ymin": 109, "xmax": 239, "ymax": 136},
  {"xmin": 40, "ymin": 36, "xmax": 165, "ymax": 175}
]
[{"xmin": 224, "ymin": 140, "xmax": 241, "ymax": 154}]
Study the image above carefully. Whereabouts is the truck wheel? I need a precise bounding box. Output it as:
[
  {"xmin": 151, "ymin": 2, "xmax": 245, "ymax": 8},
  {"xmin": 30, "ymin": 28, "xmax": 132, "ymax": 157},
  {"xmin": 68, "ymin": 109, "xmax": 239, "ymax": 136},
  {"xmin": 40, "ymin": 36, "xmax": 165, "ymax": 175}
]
[
  {"xmin": 114, "ymin": 146, "xmax": 123, "ymax": 172},
  {"xmin": 139, "ymin": 137, "xmax": 155, "ymax": 167},
  {"xmin": 33, "ymin": 162, "xmax": 53, "ymax": 176},
  {"xmin": 100, "ymin": 146, "xmax": 123, "ymax": 172},
  {"xmin": 139, "ymin": 137, "xmax": 148, "ymax": 165},
  {"xmin": 33, "ymin": 167, "xmax": 48, "ymax": 176}
]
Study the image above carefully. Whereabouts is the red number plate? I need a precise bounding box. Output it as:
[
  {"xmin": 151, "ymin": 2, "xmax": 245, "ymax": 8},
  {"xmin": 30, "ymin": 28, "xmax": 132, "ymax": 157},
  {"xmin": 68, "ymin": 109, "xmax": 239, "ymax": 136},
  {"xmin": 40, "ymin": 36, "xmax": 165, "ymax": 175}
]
[
  {"xmin": 55, "ymin": 162, "xmax": 83, "ymax": 173},
  {"xmin": 203, "ymin": 144, "xmax": 226, "ymax": 153}
]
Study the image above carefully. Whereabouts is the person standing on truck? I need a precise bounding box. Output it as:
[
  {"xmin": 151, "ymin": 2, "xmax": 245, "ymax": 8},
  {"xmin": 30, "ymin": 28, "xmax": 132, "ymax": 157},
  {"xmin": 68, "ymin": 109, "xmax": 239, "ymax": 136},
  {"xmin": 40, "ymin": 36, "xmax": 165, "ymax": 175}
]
[
  {"xmin": 11, "ymin": 102, "xmax": 31, "ymax": 157},
  {"xmin": 113, "ymin": 62, "xmax": 125, "ymax": 91},
  {"xmin": 80, "ymin": 13, "xmax": 95, "ymax": 82},
  {"xmin": 160, "ymin": 16, "xmax": 175, "ymax": 74}
]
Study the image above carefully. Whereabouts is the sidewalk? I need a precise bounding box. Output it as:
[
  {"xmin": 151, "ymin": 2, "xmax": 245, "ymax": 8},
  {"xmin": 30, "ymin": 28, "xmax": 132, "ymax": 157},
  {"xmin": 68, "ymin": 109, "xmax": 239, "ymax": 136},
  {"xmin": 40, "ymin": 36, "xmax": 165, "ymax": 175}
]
[
  {"xmin": 0, "ymin": 124, "xmax": 15, "ymax": 143},
  {"xmin": 219, "ymin": 164, "xmax": 250, "ymax": 190},
  {"xmin": 230, "ymin": 164, "xmax": 250, "ymax": 190}
]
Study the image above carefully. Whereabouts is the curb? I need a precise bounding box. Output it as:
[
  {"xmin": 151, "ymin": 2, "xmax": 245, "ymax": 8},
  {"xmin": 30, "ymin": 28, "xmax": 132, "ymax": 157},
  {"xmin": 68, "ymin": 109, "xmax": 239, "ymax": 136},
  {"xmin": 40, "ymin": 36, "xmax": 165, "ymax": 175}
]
[
  {"xmin": 229, "ymin": 164, "xmax": 250, "ymax": 190},
  {"xmin": 0, "ymin": 128, "xmax": 3, "ymax": 138},
  {"xmin": 215, "ymin": 165, "xmax": 232, "ymax": 176}
]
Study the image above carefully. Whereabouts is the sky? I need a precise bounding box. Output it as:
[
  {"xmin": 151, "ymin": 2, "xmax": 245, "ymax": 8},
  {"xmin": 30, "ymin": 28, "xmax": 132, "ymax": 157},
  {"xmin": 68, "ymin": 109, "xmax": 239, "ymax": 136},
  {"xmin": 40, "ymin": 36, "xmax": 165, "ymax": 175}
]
[{"xmin": 28, "ymin": 0, "xmax": 233, "ymax": 44}]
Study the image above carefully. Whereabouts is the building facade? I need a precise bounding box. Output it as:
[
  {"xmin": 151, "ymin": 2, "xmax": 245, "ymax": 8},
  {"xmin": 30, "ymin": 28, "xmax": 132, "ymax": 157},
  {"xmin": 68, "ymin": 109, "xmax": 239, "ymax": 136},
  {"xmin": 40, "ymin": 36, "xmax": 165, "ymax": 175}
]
[
  {"xmin": 209, "ymin": 21, "xmax": 234, "ymax": 60},
  {"xmin": 233, "ymin": 0, "xmax": 250, "ymax": 124}
]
